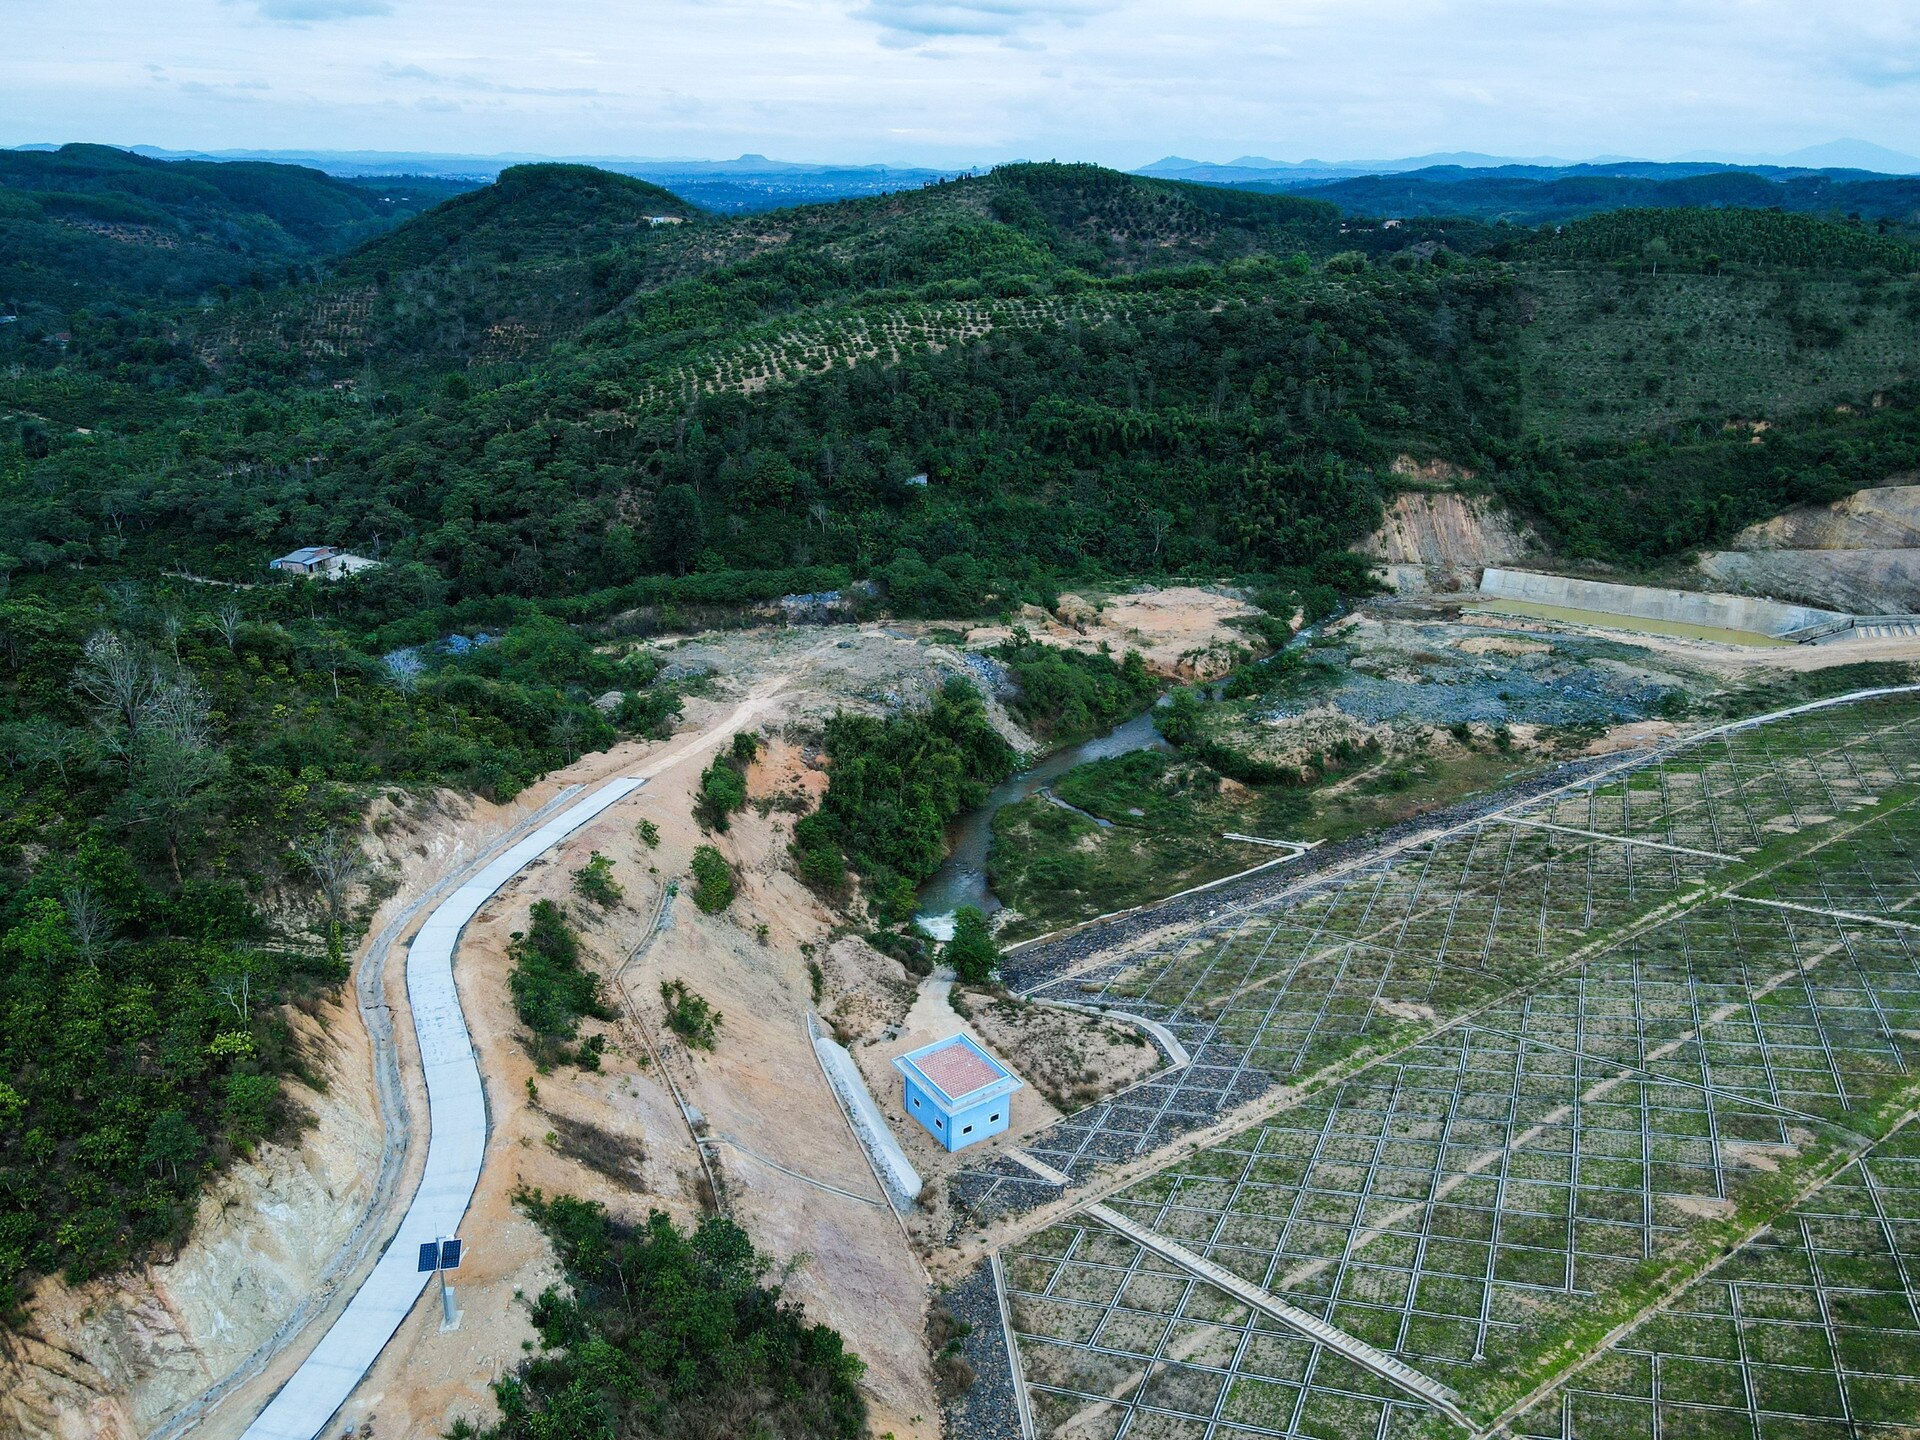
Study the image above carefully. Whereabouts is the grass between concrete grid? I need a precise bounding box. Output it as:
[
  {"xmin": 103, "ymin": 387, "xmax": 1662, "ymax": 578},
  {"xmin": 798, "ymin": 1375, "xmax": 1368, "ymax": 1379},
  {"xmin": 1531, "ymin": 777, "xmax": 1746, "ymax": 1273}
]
[{"xmin": 975, "ymin": 691, "xmax": 1920, "ymax": 1438}]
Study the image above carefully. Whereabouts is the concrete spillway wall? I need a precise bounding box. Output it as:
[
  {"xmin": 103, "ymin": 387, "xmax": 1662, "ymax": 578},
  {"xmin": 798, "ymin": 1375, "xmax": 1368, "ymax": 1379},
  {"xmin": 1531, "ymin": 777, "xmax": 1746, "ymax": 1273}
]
[
  {"xmin": 1479, "ymin": 567, "xmax": 1846, "ymax": 638},
  {"xmin": 809, "ymin": 1017, "xmax": 923, "ymax": 1212}
]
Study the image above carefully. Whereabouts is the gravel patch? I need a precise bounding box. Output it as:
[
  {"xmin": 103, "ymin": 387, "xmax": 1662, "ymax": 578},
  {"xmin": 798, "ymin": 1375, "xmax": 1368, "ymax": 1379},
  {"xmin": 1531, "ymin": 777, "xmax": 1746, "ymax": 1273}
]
[{"xmin": 939, "ymin": 1260, "xmax": 1028, "ymax": 1440}]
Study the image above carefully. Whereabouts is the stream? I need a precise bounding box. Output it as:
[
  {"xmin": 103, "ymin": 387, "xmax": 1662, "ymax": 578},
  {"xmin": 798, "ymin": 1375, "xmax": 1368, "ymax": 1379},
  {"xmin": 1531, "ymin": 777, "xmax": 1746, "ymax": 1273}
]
[{"xmin": 914, "ymin": 708, "xmax": 1169, "ymax": 939}]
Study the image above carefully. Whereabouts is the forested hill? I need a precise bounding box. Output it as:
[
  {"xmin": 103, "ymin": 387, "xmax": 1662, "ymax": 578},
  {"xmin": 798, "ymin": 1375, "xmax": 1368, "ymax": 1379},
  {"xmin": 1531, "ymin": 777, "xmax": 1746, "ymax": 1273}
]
[
  {"xmin": 0, "ymin": 144, "xmax": 468, "ymax": 324},
  {"xmin": 0, "ymin": 152, "xmax": 1918, "ymax": 1316},
  {"xmin": 338, "ymin": 164, "xmax": 702, "ymax": 275},
  {"xmin": 5, "ymin": 158, "xmax": 1917, "ymax": 598},
  {"xmin": 1274, "ymin": 164, "xmax": 1920, "ymax": 227}
]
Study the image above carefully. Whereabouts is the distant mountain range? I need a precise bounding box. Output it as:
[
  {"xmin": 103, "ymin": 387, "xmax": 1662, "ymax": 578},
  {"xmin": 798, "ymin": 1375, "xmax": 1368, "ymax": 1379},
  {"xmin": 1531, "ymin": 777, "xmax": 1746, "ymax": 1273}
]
[
  {"xmin": 9, "ymin": 139, "xmax": 1916, "ymax": 217},
  {"xmin": 1137, "ymin": 139, "xmax": 1920, "ymax": 183}
]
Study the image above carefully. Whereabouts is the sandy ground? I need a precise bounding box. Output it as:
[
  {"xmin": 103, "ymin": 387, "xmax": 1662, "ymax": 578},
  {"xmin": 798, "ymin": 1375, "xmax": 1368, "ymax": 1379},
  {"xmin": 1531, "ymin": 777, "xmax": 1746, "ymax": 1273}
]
[{"xmin": 964, "ymin": 585, "xmax": 1267, "ymax": 680}]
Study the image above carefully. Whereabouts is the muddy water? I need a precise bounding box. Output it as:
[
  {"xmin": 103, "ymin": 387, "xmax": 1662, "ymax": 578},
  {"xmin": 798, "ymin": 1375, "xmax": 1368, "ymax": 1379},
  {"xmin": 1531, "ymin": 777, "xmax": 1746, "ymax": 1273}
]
[
  {"xmin": 915, "ymin": 709, "xmax": 1168, "ymax": 939},
  {"xmin": 1468, "ymin": 599, "xmax": 1791, "ymax": 648}
]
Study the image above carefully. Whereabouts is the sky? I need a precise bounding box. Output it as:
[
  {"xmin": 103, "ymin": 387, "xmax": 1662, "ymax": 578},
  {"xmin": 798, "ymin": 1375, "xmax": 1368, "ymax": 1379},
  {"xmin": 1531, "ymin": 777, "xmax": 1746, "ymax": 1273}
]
[{"xmin": 4, "ymin": 0, "xmax": 1917, "ymax": 169}]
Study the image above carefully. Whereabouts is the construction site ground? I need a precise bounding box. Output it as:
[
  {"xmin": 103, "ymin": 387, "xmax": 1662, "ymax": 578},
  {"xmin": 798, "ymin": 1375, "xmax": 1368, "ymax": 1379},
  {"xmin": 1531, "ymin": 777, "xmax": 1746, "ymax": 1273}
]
[{"xmin": 15, "ymin": 580, "xmax": 1920, "ymax": 1440}]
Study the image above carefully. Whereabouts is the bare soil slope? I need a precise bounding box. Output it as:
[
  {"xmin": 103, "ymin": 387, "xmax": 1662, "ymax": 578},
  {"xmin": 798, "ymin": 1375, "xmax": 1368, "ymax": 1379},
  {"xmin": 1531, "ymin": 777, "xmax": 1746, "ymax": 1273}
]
[
  {"xmin": 1360, "ymin": 491, "xmax": 1537, "ymax": 593},
  {"xmin": 1698, "ymin": 480, "xmax": 1920, "ymax": 613}
]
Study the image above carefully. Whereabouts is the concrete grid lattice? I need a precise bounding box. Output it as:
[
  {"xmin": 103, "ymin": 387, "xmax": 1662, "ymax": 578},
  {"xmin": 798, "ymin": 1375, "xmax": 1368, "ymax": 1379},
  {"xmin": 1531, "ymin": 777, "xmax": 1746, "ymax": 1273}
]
[{"xmin": 975, "ymin": 691, "xmax": 1920, "ymax": 1439}]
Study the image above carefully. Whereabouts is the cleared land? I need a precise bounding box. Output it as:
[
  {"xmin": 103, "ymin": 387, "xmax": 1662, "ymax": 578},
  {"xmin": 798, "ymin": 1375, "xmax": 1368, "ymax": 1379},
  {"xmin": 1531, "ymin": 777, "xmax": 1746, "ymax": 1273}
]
[{"xmin": 965, "ymin": 688, "xmax": 1920, "ymax": 1439}]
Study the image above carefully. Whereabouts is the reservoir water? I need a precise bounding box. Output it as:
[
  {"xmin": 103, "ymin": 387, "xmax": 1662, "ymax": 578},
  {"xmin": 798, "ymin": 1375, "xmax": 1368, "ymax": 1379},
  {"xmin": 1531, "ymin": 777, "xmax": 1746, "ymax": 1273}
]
[{"xmin": 915, "ymin": 708, "xmax": 1168, "ymax": 939}]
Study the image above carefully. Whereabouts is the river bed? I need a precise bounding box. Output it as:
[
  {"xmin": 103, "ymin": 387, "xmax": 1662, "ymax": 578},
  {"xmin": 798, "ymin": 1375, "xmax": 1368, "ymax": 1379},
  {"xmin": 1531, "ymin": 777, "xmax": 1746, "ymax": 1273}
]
[{"xmin": 915, "ymin": 708, "xmax": 1168, "ymax": 939}]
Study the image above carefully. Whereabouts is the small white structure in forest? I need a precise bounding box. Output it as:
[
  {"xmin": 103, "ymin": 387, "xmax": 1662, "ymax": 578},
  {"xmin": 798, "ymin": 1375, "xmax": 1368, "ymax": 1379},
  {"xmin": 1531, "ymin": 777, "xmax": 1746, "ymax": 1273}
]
[{"xmin": 269, "ymin": 546, "xmax": 380, "ymax": 581}]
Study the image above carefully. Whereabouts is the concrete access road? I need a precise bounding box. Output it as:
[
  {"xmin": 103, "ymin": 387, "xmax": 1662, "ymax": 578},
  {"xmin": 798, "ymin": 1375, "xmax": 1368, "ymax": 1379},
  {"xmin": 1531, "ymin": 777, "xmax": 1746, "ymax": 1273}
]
[{"xmin": 240, "ymin": 775, "xmax": 645, "ymax": 1440}]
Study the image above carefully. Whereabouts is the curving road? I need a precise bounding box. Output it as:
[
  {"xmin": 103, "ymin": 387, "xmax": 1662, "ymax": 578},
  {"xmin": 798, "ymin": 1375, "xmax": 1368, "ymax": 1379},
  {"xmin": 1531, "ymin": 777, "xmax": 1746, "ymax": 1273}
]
[{"xmin": 241, "ymin": 775, "xmax": 646, "ymax": 1440}]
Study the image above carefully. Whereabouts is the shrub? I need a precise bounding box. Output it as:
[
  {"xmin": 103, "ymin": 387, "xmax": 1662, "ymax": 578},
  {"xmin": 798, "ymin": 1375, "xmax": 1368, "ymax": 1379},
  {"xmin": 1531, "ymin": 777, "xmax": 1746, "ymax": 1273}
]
[
  {"xmin": 809, "ymin": 678, "xmax": 1016, "ymax": 910},
  {"xmin": 509, "ymin": 900, "xmax": 615, "ymax": 1068},
  {"xmin": 459, "ymin": 1194, "xmax": 866, "ymax": 1440},
  {"xmin": 995, "ymin": 641, "xmax": 1157, "ymax": 743},
  {"xmin": 660, "ymin": 978, "xmax": 722, "ymax": 1050},
  {"xmin": 570, "ymin": 851, "xmax": 623, "ymax": 908},
  {"xmin": 790, "ymin": 811, "xmax": 847, "ymax": 891},
  {"xmin": 695, "ymin": 753, "xmax": 748, "ymax": 831},
  {"xmin": 690, "ymin": 844, "xmax": 736, "ymax": 913}
]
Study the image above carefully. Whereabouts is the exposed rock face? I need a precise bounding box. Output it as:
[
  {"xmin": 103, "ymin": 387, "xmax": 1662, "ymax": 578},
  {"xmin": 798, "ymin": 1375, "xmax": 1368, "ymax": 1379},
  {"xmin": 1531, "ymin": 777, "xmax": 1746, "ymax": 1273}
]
[
  {"xmin": 0, "ymin": 999, "xmax": 381, "ymax": 1440},
  {"xmin": 1729, "ymin": 482, "xmax": 1920, "ymax": 552},
  {"xmin": 1700, "ymin": 551, "xmax": 1920, "ymax": 616},
  {"xmin": 1360, "ymin": 492, "xmax": 1535, "ymax": 593},
  {"xmin": 1697, "ymin": 481, "xmax": 1920, "ymax": 614}
]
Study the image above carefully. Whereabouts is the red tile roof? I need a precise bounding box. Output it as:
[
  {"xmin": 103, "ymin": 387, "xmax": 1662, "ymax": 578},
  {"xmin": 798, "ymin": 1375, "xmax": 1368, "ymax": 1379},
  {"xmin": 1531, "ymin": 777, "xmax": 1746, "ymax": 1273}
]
[{"xmin": 914, "ymin": 1039, "xmax": 1004, "ymax": 1099}]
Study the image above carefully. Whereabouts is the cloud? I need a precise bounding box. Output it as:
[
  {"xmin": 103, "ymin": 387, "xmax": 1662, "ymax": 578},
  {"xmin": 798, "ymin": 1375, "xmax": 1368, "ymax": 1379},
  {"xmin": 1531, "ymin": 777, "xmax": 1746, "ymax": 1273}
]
[
  {"xmin": 178, "ymin": 78, "xmax": 273, "ymax": 96},
  {"xmin": 252, "ymin": 0, "xmax": 392, "ymax": 21},
  {"xmin": 853, "ymin": 0, "xmax": 1112, "ymax": 41},
  {"xmin": 379, "ymin": 63, "xmax": 600, "ymax": 98}
]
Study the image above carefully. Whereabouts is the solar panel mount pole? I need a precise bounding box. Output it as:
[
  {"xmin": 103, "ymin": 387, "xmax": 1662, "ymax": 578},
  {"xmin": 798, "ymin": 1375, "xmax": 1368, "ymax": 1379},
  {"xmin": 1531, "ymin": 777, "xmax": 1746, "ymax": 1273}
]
[{"xmin": 439, "ymin": 1244, "xmax": 456, "ymax": 1336}]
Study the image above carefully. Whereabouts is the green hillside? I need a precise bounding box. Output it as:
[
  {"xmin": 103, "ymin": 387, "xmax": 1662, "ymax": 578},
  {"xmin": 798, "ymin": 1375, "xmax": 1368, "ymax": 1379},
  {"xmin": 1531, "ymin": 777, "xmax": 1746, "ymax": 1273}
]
[
  {"xmin": 1279, "ymin": 165, "xmax": 1920, "ymax": 228},
  {"xmin": 1527, "ymin": 205, "xmax": 1920, "ymax": 271},
  {"xmin": 1, "ymin": 158, "xmax": 1919, "ymax": 1313},
  {"xmin": 0, "ymin": 145, "xmax": 463, "ymax": 332},
  {"xmin": 339, "ymin": 163, "xmax": 701, "ymax": 275},
  {"xmin": 216, "ymin": 162, "xmax": 1486, "ymax": 373}
]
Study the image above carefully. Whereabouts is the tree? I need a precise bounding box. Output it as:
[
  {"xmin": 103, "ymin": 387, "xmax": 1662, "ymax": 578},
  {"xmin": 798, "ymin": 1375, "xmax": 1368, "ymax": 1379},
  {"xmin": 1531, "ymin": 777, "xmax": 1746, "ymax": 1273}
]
[
  {"xmin": 75, "ymin": 630, "xmax": 161, "ymax": 774},
  {"xmin": 159, "ymin": 610, "xmax": 185, "ymax": 666},
  {"xmin": 7, "ymin": 715, "xmax": 89, "ymax": 783},
  {"xmin": 651, "ymin": 484, "xmax": 705, "ymax": 574},
  {"xmin": 140, "ymin": 1110, "xmax": 203, "ymax": 1183},
  {"xmin": 690, "ymin": 845, "xmax": 736, "ymax": 913},
  {"xmin": 305, "ymin": 632, "xmax": 355, "ymax": 701},
  {"xmin": 61, "ymin": 884, "xmax": 118, "ymax": 972},
  {"xmin": 943, "ymin": 905, "xmax": 999, "ymax": 985},
  {"xmin": 208, "ymin": 950, "xmax": 262, "ymax": 1023},
  {"xmin": 295, "ymin": 828, "xmax": 370, "ymax": 956},
  {"xmin": 123, "ymin": 678, "xmax": 223, "ymax": 882},
  {"xmin": 383, "ymin": 648, "xmax": 426, "ymax": 693},
  {"xmin": 209, "ymin": 601, "xmax": 244, "ymax": 651}
]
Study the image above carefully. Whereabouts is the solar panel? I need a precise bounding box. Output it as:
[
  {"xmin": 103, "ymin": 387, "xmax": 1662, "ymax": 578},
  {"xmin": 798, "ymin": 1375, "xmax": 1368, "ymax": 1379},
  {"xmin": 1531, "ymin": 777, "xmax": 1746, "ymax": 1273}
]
[
  {"xmin": 440, "ymin": 1238, "xmax": 462, "ymax": 1270},
  {"xmin": 417, "ymin": 1241, "xmax": 440, "ymax": 1273}
]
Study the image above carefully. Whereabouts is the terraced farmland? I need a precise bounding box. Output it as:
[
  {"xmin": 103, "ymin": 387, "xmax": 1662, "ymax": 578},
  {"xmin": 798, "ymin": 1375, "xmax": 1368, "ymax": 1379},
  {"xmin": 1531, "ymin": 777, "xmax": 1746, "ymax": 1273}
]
[{"xmin": 963, "ymin": 688, "xmax": 1920, "ymax": 1439}]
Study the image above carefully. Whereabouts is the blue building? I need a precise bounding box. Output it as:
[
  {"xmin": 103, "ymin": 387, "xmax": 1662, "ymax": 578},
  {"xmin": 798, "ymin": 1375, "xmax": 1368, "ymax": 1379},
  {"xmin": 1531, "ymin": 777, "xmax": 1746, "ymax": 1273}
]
[{"xmin": 893, "ymin": 1033, "xmax": 1022, "ymax": 1153}]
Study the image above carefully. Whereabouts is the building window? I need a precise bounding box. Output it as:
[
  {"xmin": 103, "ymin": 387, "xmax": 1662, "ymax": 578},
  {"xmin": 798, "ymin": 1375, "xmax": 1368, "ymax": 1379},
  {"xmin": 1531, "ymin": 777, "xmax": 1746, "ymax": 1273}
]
[
  {"xmin": 911, "ymin": 1096, "xmax": 920, "ymax": 1109},
  {"xmin": 990, "ymin": 1114, "xmax": 999, "ymax": 1122},
  {"xmin": 963, "ymin": 1125, "xmax": 974, "ymax": 1135}
]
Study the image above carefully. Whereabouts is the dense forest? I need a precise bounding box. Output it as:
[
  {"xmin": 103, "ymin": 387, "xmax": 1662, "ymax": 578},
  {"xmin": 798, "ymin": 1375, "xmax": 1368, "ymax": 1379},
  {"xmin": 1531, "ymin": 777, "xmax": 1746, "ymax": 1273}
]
[{"xmin": 1, "ymin": 147, "xmax": 1917, "ymax": 1318}]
